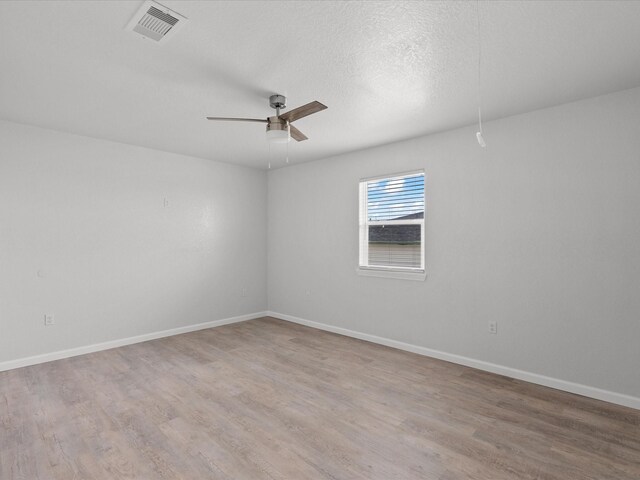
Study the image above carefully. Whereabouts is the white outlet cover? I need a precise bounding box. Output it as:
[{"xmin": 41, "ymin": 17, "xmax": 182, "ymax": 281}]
[{"xmin": 44, "ymin": 314, "xmax": 55, "ymax": 325}]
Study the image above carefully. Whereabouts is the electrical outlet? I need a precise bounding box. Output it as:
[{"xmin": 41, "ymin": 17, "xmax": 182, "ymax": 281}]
[
  {"xmin": 44, "ymin": 314, "xmax": 55, "ymax": 326},
  {"xmin": 488, "ymin": 321, "xmax": 497, "ymax": 334},
  {"xmin": 241, "ymin": 288, "xmax": 247, "ymax": 297}
]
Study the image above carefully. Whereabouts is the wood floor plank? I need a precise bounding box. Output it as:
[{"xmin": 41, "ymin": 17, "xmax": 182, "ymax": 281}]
[{"xmin": 0, "ymin": 317, "xmax": 638, "ymax": 479}]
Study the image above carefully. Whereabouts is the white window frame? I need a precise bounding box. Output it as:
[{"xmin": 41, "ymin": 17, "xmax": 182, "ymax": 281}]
[{"xmin": 357, "ymin": 170, "xmax": 426, "ymax": 281}]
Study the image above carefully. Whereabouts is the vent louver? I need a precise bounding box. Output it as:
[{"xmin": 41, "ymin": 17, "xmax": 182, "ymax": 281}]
[{"xmin": 126, "ymin": 1, "xmax": 187, "ymax": 44}]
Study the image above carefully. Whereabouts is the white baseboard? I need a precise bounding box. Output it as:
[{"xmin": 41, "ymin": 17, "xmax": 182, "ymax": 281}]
[
  {"xmin": 267, "ymin": 311, "xmax": 640, "ymax": 411},
  {"xmin": 0, "ymin": 311, "xmax": 268, "ymax": 373}
]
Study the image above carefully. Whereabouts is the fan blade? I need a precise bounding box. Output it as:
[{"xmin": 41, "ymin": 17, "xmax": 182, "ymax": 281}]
[
  {"xmin": 206, "ymin": 117, "xmax": 268, "ymax": 123},
  {"xmin": 289, "ymin": 125, "xmax": 308, "ymax": 142},
  {"xmin": 279, "ymin": 101, "xmax": 327, "ymax": 123}
]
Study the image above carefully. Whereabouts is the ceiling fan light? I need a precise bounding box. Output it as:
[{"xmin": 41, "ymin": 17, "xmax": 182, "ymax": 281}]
[
  {"xmin": 266, "ymin": 124, "xmax": 290, "ymax": 143},
  {"xmin": 266, "ymin": 129, "xmax": 290, "ymax": 143}
]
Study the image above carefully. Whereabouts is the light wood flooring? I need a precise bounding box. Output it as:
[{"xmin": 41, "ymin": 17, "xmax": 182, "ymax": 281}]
[{"xmin": 1, "ymin": 317, "xmax": 639, "ymax": 479}]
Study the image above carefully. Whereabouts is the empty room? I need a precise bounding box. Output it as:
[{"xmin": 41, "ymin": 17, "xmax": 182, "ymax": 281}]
[{"xmin": 1, "ymin": 1, "xmax": 639, "ymax": 478}]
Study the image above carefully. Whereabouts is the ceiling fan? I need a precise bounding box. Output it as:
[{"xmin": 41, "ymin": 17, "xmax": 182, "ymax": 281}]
[{"xmin": 206, "ymin": 94, "xmax": 327, "ymax": 143}]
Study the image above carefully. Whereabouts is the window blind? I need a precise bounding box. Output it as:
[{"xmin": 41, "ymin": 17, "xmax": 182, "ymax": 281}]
[{"xmin": 359, "ymin": 172, "xmax": 425, "ymax": 271}]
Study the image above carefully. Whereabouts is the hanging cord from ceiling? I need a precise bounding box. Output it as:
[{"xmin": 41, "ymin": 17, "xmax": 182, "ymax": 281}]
[{"xmin": 476, "ymin": 0, "xmax": 487, "ymax": 147}]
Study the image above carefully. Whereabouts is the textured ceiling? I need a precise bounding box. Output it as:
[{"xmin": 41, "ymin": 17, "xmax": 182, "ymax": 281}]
[{"xmin": 1, "ymin": 1, "xmax": 640, "ymax": 169}]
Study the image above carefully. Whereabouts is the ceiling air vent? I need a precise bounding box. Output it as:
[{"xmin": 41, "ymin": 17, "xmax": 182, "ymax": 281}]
[{"xmin": 126, "ymin": 1, "xmax": 187, "ymax": 44}]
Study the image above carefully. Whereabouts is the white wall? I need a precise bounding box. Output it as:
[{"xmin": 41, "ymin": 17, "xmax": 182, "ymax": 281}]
[
  {"xmin": 0, "ymin": 120, "xmax": 267, "ymax": 363},
  {"xmin": 3, "ymin": 86, "xmax": 639, "ymax": 405},
  {"xmin": 268, "ymin": 87, "xmax": 640, "ymax": 400}
]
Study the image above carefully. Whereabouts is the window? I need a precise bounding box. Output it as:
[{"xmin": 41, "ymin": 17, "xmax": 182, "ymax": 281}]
[{"xmin": 358, "ymin": 171, "xmax": 425, "ymax": 280}]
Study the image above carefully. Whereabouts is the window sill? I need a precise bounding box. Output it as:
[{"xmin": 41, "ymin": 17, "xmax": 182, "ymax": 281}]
[{"xmin": 356, "ymin": 267, "xmax": 427, "ymax": 281}]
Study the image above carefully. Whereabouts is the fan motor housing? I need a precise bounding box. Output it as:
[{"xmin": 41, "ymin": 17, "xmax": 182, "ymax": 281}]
[{"xmin": 267, "ymin": 116, "xmax": 288, "ymax": 132}]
